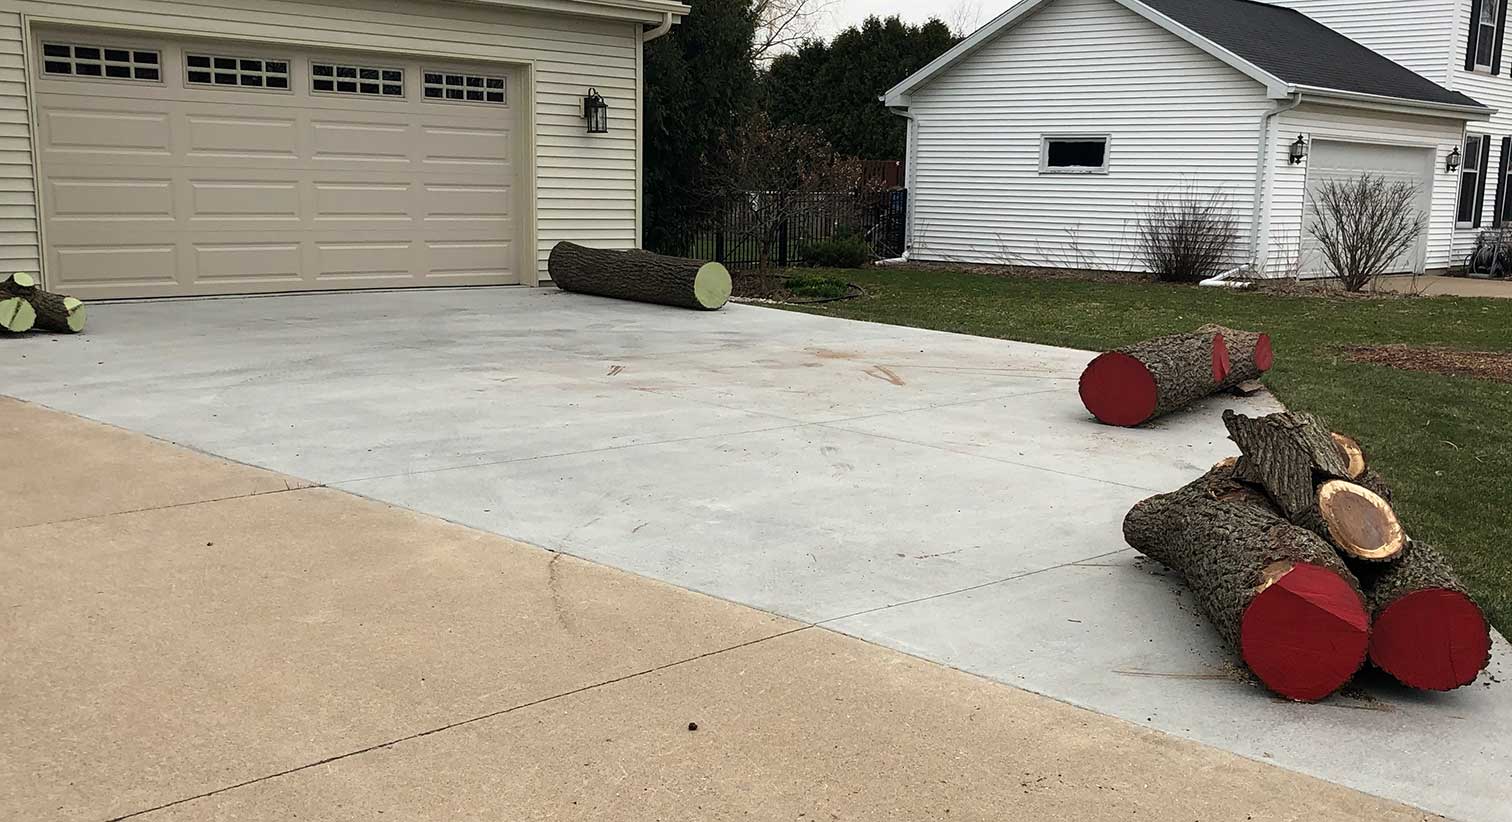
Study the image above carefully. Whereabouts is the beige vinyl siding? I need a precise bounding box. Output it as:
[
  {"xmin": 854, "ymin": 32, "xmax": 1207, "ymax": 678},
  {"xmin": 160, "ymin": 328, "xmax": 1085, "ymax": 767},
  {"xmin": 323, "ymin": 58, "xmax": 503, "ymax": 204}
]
[
  {"xmin": 0, "ymin": 11, "xmax": 39, "ymax": 277},
  {"xmin": 1266, "ymin": 0, "xmax": 1459, "ymax": 84},
  {"xmin": 1266, "ymin": 102, "xmax": 1466, "ymax": 274},
  {"xmin": 905, "ymin": 0, "xmax": 1275, "ymax": 271},
  {"xmin": 0, "ymin": 0, "xmax": 645, "ymax": 283}
]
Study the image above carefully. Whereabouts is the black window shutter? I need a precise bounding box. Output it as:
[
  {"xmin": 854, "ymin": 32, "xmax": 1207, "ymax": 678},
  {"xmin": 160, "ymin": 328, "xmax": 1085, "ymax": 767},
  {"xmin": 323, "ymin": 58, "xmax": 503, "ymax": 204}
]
[
  {"xmin": 1475, "ymin": 136, "xmax": 1493, "ymax": 228},
  {"xmin": 1469, "ymin": 0, "xmax": 1484, "ymax": 71},
  {"xmin": 1497, "ymin": 138, "xmax": 1511, "ymax": 227},
  {"xmin": 1497, "ymin": 0, "xmax": 1510, "ymax": 74}
]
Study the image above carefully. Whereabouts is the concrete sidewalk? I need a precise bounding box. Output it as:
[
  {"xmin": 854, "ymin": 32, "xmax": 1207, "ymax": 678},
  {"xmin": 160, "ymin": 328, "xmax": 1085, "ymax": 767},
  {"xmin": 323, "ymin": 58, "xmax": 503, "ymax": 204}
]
[{"xmin": 0, "ymin": 398, "xmax": 1436, "ymax": 821}]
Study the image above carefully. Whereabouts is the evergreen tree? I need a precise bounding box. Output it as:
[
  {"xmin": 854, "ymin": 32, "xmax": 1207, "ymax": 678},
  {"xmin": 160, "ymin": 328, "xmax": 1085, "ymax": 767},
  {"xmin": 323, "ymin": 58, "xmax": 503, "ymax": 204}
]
[
  {"xmin": 643, "ymin": 0, "xmax": 760, "ymax": 253},
  {"xmin": 766, "ymin": 16, "xmax": 957, "ymax": 160}
]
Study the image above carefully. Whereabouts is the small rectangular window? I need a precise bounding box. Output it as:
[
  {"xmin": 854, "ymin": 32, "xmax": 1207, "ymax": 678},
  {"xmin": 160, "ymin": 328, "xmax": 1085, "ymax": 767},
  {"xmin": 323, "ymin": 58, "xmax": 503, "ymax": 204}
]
[
  {"xmin": 422, "ymin": 69, "xmax": 508, "ymax": 106},
  {"xmin": 187, "ymin": 52, "xmax": 290, "ymax": 92},
  {"xmin": 42, "ymin": 43, "xmax": 162, "ymax": 83},
  {"xmin": 1041, "ymin": 136, "xmax": 1110, "ymax": 173},
  {"xmin": 1459, "ymin": 134, "xmax": 1486, "ymax": 225},
  {"xmin": 313, "ymin": 62, "xmax": 403, "ymax": 97}
]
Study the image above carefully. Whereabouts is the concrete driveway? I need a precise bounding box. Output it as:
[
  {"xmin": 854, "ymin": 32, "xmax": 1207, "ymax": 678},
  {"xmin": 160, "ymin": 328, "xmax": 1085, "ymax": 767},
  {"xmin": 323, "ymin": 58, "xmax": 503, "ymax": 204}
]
[{"xmin": 3, "ymin": 287, "xmax": 1507, "ymax": 821}]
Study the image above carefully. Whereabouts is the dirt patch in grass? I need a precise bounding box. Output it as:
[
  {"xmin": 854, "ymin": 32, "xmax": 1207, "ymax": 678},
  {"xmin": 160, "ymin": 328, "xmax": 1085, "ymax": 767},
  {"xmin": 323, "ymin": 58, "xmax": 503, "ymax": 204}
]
[
  {"xmin": 1343, "ymin": 344, "xmax": 1512, "ymax": 384},
  {"xmin": 731, "ymin": 272, "xmax": 863, "ymax": 304}
]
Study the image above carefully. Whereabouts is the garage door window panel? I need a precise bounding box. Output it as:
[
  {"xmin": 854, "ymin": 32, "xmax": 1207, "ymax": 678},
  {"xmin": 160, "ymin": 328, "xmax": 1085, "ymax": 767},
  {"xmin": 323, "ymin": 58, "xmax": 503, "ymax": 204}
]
[
  {"xmin": 42, "ymin": 43, "xmax": 160, "ymax": 82},
  {"xmin": 312, "ymin": 62, "xmax": 404, "ymax": 97},
  {"xmin": 186, "ymin": 54, "xmax": 290, "ymax": 91},
  {"xmin": 423, "ymin": 70, "xmax": 507, "ymax": 105}
]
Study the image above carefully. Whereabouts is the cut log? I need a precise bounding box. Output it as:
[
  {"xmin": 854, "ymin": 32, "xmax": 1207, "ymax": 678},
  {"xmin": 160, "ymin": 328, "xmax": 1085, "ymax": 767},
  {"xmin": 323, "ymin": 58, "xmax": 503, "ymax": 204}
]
[
  {"xmin": 1124, "ymin": 463, "xmax": 1370, "ymax": 702},
  {"xmin": 548, "ymin": 242, "xmax": 731, "ymax": 311},
  {"xmin": 0, "ymin": 295, "xmax": 34, "ymax": 333},
  {"xmin": 0, "ymin": 272, "xmax": 85, "ymax": 333},
  {"xmin": 1200, "ymin": 324, "xmax": 1273, "ymax": 390},
  {"xmin": 1223, "ymin": 410, "xmax": 1352, "ymax": 518},
  {"xmin": 1360, "ymin": 541, "xmax": 1490, "ymax": 691},
  {"xmin": 1330, "ymin": 432, "xmax": 1393, "ymax": 502},
  {"xmin": 1294, "ymin": 480, "xmax": 1406, "ymax": 563},
  {"xmin": 27, "ymin": 292, "xmax": 86, "ymax": 333},
  {"xmin": 1079, "ymin": 329, "xmax": 1231, "ymax": 427}
]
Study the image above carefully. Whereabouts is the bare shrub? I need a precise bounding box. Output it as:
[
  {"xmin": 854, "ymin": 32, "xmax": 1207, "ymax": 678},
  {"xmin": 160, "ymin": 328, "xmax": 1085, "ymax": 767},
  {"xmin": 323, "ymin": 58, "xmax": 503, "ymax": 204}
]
[
  {"xmin": 1307, "ymin": 174, "xmax": 1426, "ymax": 292},
  {"xmin": 1135, "ymin": 187, "xmax": 1240, "ymax": 283}
]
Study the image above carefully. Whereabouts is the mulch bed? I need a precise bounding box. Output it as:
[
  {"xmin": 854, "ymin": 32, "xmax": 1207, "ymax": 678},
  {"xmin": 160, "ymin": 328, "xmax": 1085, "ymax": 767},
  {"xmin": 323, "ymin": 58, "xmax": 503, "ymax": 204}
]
[
  {"xmin": 1343, "ymin": 344, "xmax": 1512, "ymax": 384},
  {"xmin": 731, "ymin": 273, "xmax": 864, "ymax": 304}
]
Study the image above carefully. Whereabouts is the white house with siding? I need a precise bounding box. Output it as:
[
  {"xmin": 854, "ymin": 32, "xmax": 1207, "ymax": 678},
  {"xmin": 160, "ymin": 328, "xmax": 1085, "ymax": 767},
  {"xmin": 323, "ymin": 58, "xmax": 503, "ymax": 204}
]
[
  {"xmin": 0, "ymin": 0, "xmax": 686, "ymax": 299},
  {"xmin": 883, "ymin": 0, "xmax": 1495, "ymax": 277},
  {"xmin": 1272, "ymin": 0, "xmax": 1512, "ymax": 252}
]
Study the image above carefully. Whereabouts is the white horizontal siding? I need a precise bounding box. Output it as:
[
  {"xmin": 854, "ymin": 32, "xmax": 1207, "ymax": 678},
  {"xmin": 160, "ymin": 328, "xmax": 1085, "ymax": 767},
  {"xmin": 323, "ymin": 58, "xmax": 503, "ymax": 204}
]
[
  {"xmin": 1266, "ymin": 103, "xmax": 1466, "ymax": 274},
  {"xmin": 1266, "ymin": 0, "xmax": 1458, "ymax": 84},
  {"xmin": 1447, "ymin": 2, "xmax": 1512, "ymax": 255},
  {"xmin": 905, "ymin": 0, "xmax": 1275, "ymax": 272},
  {"xmin": 0, "ymin": 0, "xmax": 645, "ymax": 282},
  {"xmin": 0, "ymin": 13, "xmax": 37, "ymax": 277}
]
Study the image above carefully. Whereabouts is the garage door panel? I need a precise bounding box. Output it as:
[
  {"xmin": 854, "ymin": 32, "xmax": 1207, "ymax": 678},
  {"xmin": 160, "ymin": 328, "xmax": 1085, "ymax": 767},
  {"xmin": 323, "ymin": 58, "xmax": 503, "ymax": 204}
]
[
  {"xmin": 35, "ymin": 30, "xmax": 521, "ymax": 297},
  {"xmin": 1302, "ymin": 140, "xmax": 1433, "ymax": 277}
]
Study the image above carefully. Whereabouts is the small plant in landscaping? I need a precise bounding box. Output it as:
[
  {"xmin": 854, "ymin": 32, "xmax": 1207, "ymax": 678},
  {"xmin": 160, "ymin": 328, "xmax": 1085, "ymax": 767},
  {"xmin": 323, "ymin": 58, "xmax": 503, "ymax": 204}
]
[
  {"xmin": 783, "ymin": 272, "xmax": 851, "ymax": 299},
  {"xmin": 1134, "ymin": 186, "xmax": 1241, "ymax": 283},
  {"xmin": 802, "ymin": 229, "xmax": 872, "ymax": 268},
  {"xmin": 1307, "ymin": 173, "xmax": 1426, "ymax": 292}
]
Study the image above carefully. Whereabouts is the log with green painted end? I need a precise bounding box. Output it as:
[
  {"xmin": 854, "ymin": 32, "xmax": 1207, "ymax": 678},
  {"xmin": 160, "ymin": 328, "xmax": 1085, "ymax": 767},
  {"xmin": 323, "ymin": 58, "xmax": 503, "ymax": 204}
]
[
  {"xmin": 1358, "ymin": 541, "xmax": 1490, "ymax": 691},
  {"xmin": 1123, "ymin": 462, "xmax": 1370, "ymax": 702},
  {"xmin": 1199, "ymin": 324, "xmax": 1273, "ymax": 390},
  {"xmin": 547, "ymin": 242, "xmax": 731, "ymax": 311},
  {"xmin": 1079, "ymin": 328, "xmax": 1231, "ymax": 426},
  {"xmin": 0, "ymin": 295, "xmax": 35, "ymax": 333}
]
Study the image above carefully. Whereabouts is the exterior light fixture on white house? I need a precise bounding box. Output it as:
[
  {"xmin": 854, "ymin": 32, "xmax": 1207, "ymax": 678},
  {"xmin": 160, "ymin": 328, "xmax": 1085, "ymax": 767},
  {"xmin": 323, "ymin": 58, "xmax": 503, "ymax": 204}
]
[
  {"xmin": 1447, "ymin": 146, "xmax": 1462, "ymax": 173},
  {"xmin": 1288, "ymin": 134, "xmax": 1308, "ymax": 165},
  {"xmin": 583, "ymin": 88, "xmax": 608, "ymax": 134}
]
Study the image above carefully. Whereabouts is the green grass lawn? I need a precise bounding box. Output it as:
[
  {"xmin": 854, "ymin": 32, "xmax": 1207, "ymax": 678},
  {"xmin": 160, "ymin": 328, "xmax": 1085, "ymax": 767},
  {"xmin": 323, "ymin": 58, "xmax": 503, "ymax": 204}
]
[{"xmin": 777, "ymin": 267, "xmax": 1512, "ymax": 636}]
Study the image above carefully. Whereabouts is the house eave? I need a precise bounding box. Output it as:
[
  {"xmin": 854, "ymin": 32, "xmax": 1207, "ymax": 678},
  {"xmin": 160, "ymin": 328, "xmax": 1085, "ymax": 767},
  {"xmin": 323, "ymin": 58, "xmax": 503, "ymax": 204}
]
[
  {"xmin": 444, "ymin": 0, "xmax": 689, "ymax": 25},
  {"xmin": 1292, "ymin": 85, "xmax": 1495, "ymax": 120}
]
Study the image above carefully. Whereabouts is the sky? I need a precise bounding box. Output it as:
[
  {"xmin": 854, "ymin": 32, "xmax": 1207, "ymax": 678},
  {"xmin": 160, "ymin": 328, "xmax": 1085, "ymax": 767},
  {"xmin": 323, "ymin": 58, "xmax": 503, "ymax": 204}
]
[{"xmin": 816, "ymin": 0, "xmax": 1017, "ymax": 37}]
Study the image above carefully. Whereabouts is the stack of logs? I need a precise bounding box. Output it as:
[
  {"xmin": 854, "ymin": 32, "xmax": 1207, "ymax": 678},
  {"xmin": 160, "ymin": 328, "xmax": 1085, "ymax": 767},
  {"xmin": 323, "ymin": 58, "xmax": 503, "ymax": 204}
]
[
  {"xmin": 0, "ymin": 272, "xmax": 86, "ymax": 334},
  {"xmin": 1125, "ymin": 410, "xmax": 1491, "ymax": 701}
]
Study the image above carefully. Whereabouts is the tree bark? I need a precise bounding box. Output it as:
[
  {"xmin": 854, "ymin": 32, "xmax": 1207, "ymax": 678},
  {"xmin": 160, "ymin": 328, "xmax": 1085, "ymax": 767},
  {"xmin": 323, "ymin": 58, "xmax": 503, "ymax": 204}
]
[
  {"xmin": 1123, "ymin": 462, "xmax": 1370, "ymax": 702},
  {"xmin": 1224, "ymin": 410, "xmax": 1352, "ymax": 518},
  {"xmin": 0, "ymin": 295, "xmax": 34, "ymax": 333},
  {"xmin": 1358, "ymin": 541, "xmax": 1491, "ymax": 691},
  {"xmin": 548, "ymin": 242, "xmax": 732, "ymax": 311},
  {"xmin": 1079, "ymin": 328, "xmax": 1231, "ymax": 427},
  {"xmin": 1200, "ymin": 324, "xmax": 1273, "ymax": 390}
]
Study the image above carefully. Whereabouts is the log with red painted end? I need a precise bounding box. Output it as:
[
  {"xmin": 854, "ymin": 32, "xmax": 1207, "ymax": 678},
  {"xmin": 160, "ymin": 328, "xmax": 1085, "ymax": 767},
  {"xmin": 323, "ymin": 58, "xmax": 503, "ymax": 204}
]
[
  {"xmin": 1362, "ymin": 542, "xmax": 1491, "ymax": 691},
  {"xmin": 1200, "ymin": 324, "xmax": 1273, "ymax": 390},
  {"xmin": 1079, "ymin": 329, "xmax": 1231, "ymax": 427},
  {"xmin": 1123, "ymin": 464, "xmax": 1370, "ymax": 702}
]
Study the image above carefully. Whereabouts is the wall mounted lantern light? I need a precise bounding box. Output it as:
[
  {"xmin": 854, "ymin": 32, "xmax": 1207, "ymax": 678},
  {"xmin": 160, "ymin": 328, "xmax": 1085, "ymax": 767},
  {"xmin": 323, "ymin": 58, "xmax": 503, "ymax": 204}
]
[
  {"xmin": 1288, "ymin": 134, "xmax": 1308, "ymax": 165},
  {"xmin": 583, "ymin": 88, "xmax": 608, "ymax": 134},
  {"xmin": 1447, "ymin": 147, "xmax": 1463, "ymax": 173}
]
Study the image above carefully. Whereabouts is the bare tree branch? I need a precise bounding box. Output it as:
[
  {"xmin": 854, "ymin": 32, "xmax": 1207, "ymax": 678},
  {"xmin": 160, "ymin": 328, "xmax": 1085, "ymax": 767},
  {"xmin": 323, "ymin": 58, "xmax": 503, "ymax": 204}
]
[
  {"xmin": 1306, "ymin": 174, "xmax": 1425, "ymax": 291},
  {"xmin": 1135, "ymin": 185, "xmax": 1242, "ymax": 283},
  {"xmin": 753, "ymin": 0, "xmax": 837, "ymax": 63},
  {"xmin": 947, "ymin": 0, "xmax": 985, "ymax": 37}
]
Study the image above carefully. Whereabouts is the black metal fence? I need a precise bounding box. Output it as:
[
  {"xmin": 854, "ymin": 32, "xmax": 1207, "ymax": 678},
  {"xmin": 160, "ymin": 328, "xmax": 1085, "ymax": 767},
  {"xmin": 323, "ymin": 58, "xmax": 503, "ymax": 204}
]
[{"xmin": 650, "ymin": 190, "xmax": 907, "ymax": 270}]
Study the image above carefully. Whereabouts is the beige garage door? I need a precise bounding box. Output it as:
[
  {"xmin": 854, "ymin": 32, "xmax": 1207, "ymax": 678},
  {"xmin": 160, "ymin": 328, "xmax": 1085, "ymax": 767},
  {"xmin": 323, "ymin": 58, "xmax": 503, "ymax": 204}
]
[
  {"xmin": 33, "ymin": 29, "xmax": 524, "ymax": 299},
  {"xmin": 1302, "ymin": 140, "xmax": 1434, "ymax": 277}
]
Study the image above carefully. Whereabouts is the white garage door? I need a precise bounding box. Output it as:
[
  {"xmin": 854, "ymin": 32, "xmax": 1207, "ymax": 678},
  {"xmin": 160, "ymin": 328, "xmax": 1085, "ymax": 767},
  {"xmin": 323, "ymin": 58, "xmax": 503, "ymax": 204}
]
[
  {"xmin": 34, "ymin": 29, "xmax": 524, "ymax": 299},
  {"xmin": 1301, "ymin": 140, "xmax": 1434, "ymax": 277}
]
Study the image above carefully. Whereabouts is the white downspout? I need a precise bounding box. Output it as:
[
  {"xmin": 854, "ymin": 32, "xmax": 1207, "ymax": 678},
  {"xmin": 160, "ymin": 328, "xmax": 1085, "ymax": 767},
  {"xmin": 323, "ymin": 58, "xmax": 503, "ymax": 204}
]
[
  {"xmin": 642, "ymin": 11, "xmax": 675, "ymax": 42},
  {"xmin": 1248, "ymin": 91, "xmax": 1303, "ymax": 278}
]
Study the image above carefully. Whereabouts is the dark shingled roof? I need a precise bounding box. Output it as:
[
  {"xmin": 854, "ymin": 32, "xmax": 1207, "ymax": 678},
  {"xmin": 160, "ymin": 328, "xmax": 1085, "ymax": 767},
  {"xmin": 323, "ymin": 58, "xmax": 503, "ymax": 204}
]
[{"xmin": 1140, "ymin": 0, "xmax": 1487, "ymax": 109}]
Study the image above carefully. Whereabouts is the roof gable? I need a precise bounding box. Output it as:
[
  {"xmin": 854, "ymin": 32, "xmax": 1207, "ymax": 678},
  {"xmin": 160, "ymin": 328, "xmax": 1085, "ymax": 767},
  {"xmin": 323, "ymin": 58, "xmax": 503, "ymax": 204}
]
[{"xmin": 883, "ymin": 0, "xmax": 1487, "ymax": 115}]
